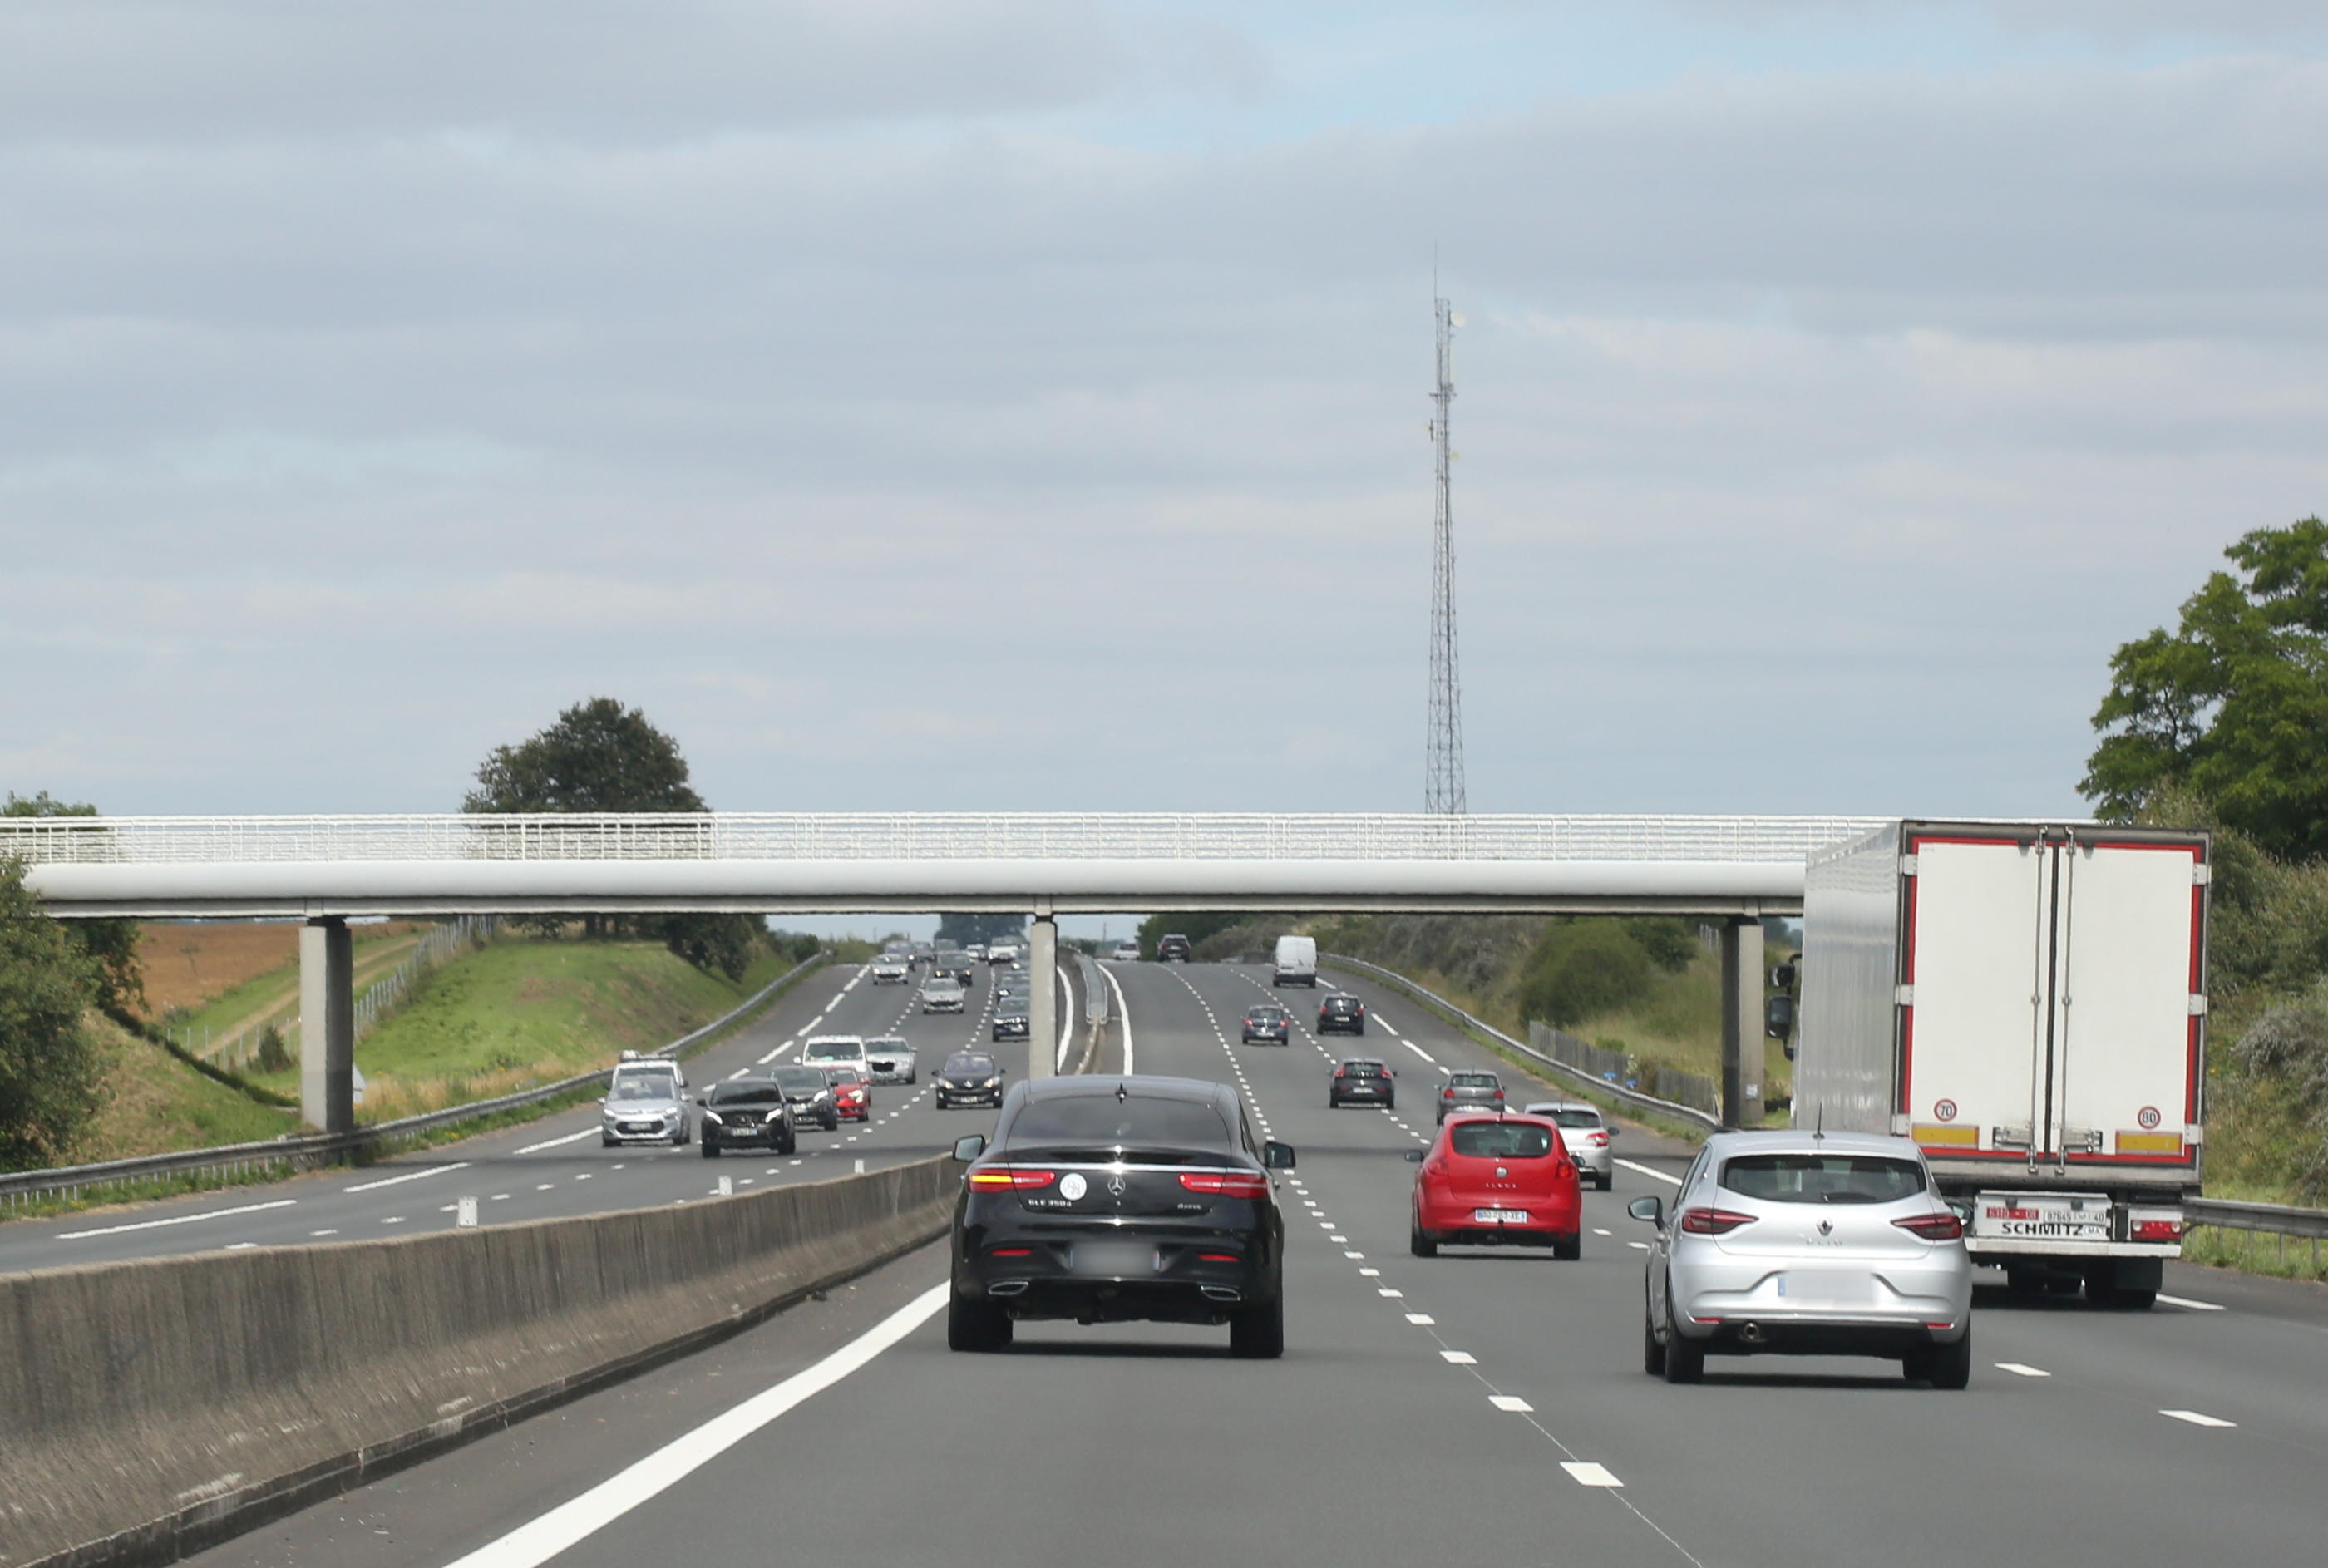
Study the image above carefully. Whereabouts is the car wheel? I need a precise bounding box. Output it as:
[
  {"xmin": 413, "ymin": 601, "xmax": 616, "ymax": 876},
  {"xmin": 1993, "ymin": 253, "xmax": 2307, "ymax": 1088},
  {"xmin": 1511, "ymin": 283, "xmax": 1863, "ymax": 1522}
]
[
  {"xmin": 1925, "ymin": 1329, "xmax": 1973, "ymax": 1390},
  {"xmin": 1599, "ymin": 1173, "xmax": 1614, "ymax": 1192},
  {"xmin": 1552, "ymin": 1233, "xmax": 1581, "ymax": 1261},
  {"xmin": 1662, "ymin": 1298, "xmax": 1705, "ymax": 1384},
  {"xmin": 1409, "ymin": 1220, "xmax": 1438, "ymax": 1259},
  {"xmin": 600, "ymin": 1136, "xmax": 616, "ymax": 1148},
  {"xmin": 946, "ymin": 1291, "xmax": 1013, "ymax": 1353},
  {"xmin": 1228, "ymin": 1286, "xmax": 1285, "ymax": 1359},
  {"xmin": 1641, "ymin": 1299, "xmax": 1668, "ymax": 1376},
  {"xmin": 1385, "ymin": 1097, "xmax": 1396, "ymax": 1111},
  {"xmin": 702, "ymin": 1138, "xmax": 720, "ymax": 1158}
]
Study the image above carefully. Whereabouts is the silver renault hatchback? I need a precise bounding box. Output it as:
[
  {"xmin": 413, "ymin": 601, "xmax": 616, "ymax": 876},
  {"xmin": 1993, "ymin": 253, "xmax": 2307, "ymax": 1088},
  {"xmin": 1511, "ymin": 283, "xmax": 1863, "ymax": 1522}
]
[{"xmin": 1630, "ymin": 1130, "xmax": 1973, "ymax": 1388}]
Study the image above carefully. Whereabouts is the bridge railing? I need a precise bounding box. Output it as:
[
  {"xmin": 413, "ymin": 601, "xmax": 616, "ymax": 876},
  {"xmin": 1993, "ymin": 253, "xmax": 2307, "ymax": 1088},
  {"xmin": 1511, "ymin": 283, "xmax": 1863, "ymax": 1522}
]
[{"xmin": 0, "ymin": 811, "xmax": 1888, "ymax": 865}]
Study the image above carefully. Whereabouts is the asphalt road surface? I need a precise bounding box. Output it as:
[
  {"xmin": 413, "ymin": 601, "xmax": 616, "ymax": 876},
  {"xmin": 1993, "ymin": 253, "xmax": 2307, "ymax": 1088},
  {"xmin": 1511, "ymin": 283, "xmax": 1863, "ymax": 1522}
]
[
  {"xmin": 0, "ymin": 957, "xmax": 1084, "ymax": 1274},
  {"xmin": 169, "ymin": 959, "xmax": 2328, "ymax": 1568}
]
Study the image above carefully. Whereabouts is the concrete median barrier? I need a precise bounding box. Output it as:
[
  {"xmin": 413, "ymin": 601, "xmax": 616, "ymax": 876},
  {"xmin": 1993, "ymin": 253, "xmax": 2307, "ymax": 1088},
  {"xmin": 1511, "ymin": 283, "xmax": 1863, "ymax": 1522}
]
[{"xmin": 0, "ymin": 1156, "xmax": 957, "ymax": 1568}]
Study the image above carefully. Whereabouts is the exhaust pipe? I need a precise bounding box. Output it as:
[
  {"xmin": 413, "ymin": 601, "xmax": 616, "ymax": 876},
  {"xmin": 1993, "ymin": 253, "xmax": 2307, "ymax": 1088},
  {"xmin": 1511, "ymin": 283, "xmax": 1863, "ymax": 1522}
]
[
  {"xmin": 986, "ymin": 1280, "xmax": 1028, "ymax": 1298},
  {"xmin": 1738, "ymin": 1321, "xmax": 1766, "ymax": 1345},
  {"xmin": 1199, "ymin": 1285, "xmax": 1243, "ymax": 1303}
]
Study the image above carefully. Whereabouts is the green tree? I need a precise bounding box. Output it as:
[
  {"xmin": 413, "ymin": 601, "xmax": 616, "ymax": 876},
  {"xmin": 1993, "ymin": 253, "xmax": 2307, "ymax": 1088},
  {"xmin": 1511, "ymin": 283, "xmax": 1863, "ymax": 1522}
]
[
  {"xmin": 2083, "ymin": 519, "xmax": 2328, "ymax": 860},
  {"xmin": 463, "ymin": 698, "xmax": 765, "ymax": 976},
  {"xmin": 2, "ymin": 792, "xmax": 146, "ymax": 1019},
  {"xmin": 1516, "ymin": 920, "xmax": 1655, "ymax": 1029},
  {"xmin": 0, "ymin": 858, "xmax": 106, "ymax": 1168}
]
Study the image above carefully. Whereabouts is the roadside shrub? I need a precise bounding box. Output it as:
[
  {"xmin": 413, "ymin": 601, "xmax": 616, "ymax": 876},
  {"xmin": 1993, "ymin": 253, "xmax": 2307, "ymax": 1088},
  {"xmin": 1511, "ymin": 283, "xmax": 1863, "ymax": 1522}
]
[
  {"xmin": 2235, "ymin": 983, "xmax": 2328, "ymax": 1201},
  {"xmin": 255, "ymin": 1023, "xmax": 293, "ymax": 1074},
  {"xmin": 1517, "ymin": 921, "xmax": 1654, "ymax": 1029}
]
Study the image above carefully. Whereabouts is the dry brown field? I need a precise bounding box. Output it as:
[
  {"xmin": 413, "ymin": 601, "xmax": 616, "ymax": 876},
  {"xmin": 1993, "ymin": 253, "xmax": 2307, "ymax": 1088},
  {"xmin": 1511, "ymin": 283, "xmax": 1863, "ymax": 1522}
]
[{"xmin": 133, "ymin": 920, "xmax": 429, "ymax": 1018}]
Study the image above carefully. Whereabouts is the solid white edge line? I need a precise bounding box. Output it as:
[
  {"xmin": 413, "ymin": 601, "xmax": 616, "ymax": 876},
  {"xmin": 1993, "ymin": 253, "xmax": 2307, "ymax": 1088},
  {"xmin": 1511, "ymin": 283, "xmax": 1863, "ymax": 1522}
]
[
  {"xmin": 1615, "ymin": 1158, "xmax": 1682, "ymax": 1187},
  {"xmin": 1098, "ymin": 959, "xmax": 1134, "ymax": 1075},
  {"xmin": 441, "ymin": 1283, "xmax": 949, "ymax": 1568},
  {"xmin": 344, "ymin": 1162, "xmax": 471, "ymax": 1194},
  {"xmin": 515, "ymin": 1128, "xmax": 600, "ymax": 1155},
  {"xmin": 2156, "ymin": 1294, "xmax": 2227, "ymax": 1312},
  {"xmin": 1054, "ymin": 961, "xmax": 1074, "ymax": 1072},
  {"xmin": 58, "ymin": 1198, "xmax": 298, "ymax": 1240}
]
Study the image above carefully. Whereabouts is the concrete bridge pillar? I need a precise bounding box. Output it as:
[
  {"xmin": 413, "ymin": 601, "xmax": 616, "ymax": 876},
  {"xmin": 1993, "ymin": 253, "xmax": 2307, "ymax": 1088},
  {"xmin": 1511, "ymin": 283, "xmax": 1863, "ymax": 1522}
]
[
  {"xmin": 299, "ymin": 917, "xmax": 355, "ymax": 1133},
  {"xmin": 1720, "ymin": 915, "xmax": 1765, "ymax": 1131},
  {"xmin": 1028, "ymin": 912, "xmax": 1058, "ymax": 1079}
]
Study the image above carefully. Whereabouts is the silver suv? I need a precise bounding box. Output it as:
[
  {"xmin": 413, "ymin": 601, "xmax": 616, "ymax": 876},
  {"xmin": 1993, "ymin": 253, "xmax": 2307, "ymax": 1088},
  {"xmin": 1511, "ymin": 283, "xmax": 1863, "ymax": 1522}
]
[
  {"xmin": 1434, "ymin": 1069, "xmax": 1504, "ymax": 1125},
  {"xmin": 1630, "ymin": 1130, "xmax": 1974, "ymax": 1388}
]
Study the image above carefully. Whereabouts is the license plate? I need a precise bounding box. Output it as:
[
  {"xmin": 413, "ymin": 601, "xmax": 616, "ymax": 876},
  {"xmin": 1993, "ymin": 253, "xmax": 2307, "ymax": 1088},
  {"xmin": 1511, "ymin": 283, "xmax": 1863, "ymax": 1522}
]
[
  {"xmin": 1075, "ymin": 1242, "xmax": 1158, "ymax": 1275},
  {"xmin": 1473, "ymin": 1208, "xmax": 1529, "ymax": 1224},
  {"xmin": 1975, "ymin": 1191, "xmax": 2111, "ymax": 1241}
]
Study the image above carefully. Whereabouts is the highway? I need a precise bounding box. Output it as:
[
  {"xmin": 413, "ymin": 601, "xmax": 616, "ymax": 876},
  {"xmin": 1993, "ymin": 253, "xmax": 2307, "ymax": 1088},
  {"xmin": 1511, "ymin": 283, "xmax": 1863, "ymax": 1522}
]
[
  {"xmin": 160, "ymin": 959, "xmax": 2328, "ymax": 1568},
  {"xmin": 0, "ymin": 957, "xmax": 1082, "ymax": 1274}
]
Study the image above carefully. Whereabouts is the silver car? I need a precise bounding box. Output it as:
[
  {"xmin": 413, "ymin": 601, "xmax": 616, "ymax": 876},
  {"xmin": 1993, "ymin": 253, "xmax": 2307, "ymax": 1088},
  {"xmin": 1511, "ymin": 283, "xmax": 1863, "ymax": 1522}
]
[
  {"xmin": 865, "ymin": 1034, "xmax": 919, "ymax": 1085},
  {"xmin": 870, "ymin": 954, "xmax": 912, "ymax": 985},
  {"xmin": 1630, "ymin": 1130, "xmax": 1973, "ymax": 1388},
  {"xmin": 922, "ymin": 977, "xmax": 967, "ymax": 1013},
  {"xmin": 600, "ymin": 1071, "xmax": 692, "ymax": 1146},
  {"xmin": 1525, "ymin": 1102, "xmax": 1615, "ymax": 1191}
]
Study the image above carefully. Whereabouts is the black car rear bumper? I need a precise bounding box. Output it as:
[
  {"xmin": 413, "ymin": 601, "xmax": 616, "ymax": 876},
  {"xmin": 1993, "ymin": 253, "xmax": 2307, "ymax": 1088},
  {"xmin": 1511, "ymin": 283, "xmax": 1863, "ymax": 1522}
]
[{"xmin": 956, "ymin": 1241, "xmax": 1277, "ymax": 1325}]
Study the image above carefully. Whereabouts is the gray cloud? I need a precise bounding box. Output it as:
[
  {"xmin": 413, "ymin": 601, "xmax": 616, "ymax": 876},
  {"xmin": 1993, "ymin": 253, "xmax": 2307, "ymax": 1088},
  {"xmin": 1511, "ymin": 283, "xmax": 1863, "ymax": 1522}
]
[{"xmin": 1, "ymin": 16, "xmax": 2321, "ymax": 821}]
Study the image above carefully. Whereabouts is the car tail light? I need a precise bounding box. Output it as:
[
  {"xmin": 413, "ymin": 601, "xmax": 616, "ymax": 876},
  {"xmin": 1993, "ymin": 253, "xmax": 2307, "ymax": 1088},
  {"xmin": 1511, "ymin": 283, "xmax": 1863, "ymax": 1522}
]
[
  {"xmin": 1179, "ymin": 1171, "xmax": 1270, "ymax": 1199},
  {"xmin": 2131, "ymin": 1218, "xmax": 2182, "ymax": 1242},
  {"xmin": 1333, "ymin": 1066, "xmax": 1346, "ymax": 1077},
  {"xmin": 1198, "ymin": 1252, "xmax": 1240, "ymax": 1262},
  {"xmin": 1678, "ymin": 1206, "xmax": 1758, "ymax": 1236},
  {"xmin": 1492, "ymin": 1091, "xmax": 1505, "ymax": 1102},
  {"xmin": 1892, "ymin": 1210, "xmax": 1964, "ymax": 1241},
  {"xmin": 968, "ymin": 1166, "xmax": 1056, "ymax": 1191},
  {"xmin": 1590, "ymin": 1132, "xmax": 1610, "ymax": 1146},
  {"xmin": 989, "ymin": 1247, "xmax": 1033, "ymax": 1257},
  {"xmin": 1442, "ymin": 1086, "xmax": 1456, "ymax": 1098}
]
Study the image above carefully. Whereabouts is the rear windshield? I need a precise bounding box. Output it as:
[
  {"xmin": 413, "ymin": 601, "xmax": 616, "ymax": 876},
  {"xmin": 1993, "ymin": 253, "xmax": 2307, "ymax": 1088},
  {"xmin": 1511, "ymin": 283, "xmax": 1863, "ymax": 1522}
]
[
  {"xmin": 1449, "ymin": 1072, "xmax": 1500, "ymax": 1089},
  {"xmin": 1720, "ymin": 1154, "xmax": 1926, "ymax": 1205},
  {"xmin": 1248, "ymin": 1008, "xmax": 1284, "ymax": 1019},
  {"xmin": 1451, "ymin": 1122, "xmax": 1554, "ymax": 1158},
  {"xmin": 710, "ymin": 1083, "xmax": 782, "ymax": 1106},
  {"xmin": 773, "ymin": 1068, "xmax": 827, "ymax": 1093},
  {"xmin": 1547, "ymin": 1109, "xmax": 1602, "ymax": 1129},
  {"xmin": 824, "ymin": 1067, "xmax": 865, "ymax": 1083},
  {"xmin": 1342, "ymin": 1061, "xmax": 1386, "ymax": 1077},
  {"xmin": 1007, "ymin": 1095, "xmax": 1229, "ymax": 1147},
  {"xmin": 803, "ymin": 1042, "xmax": 861, "ymax": 1058}
]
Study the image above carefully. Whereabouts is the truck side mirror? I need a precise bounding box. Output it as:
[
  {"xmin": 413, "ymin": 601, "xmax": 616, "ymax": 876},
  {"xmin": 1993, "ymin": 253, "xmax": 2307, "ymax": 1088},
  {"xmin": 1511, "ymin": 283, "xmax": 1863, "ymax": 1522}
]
[{"xmin": 1765, "ymin": 994, "xmax": 1796, "ymax": 1041}]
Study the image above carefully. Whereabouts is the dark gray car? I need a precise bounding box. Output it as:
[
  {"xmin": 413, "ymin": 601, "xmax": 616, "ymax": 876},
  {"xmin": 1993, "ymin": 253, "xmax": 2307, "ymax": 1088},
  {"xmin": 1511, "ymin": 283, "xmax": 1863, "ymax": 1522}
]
[{"xmin": 1434, "ymin": 1069, "xmax": 1506, "ymax": 1125}]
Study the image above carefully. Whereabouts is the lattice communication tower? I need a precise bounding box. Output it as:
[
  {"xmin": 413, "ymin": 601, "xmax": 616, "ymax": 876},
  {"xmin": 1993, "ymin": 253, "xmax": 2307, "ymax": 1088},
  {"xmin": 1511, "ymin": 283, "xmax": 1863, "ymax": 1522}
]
[{"xmin": 1424, "ymin": 293, "xmax": 1467, "ymax": 815}]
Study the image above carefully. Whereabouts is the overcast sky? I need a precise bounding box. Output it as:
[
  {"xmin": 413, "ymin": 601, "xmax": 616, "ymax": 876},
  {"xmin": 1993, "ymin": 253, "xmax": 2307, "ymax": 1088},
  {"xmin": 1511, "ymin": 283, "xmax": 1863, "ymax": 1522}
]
[{"xmin": 4, "ymin": 0, "xmax": 2323, "ymax": 826}]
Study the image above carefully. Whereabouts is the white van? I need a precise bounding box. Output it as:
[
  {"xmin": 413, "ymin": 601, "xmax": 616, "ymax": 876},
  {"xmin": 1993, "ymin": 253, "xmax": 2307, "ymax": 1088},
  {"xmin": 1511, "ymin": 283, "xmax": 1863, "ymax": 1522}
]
[
  {"xmin": 1273, "ymin": 934, "xmax": 1318, "ymax": 987},
  {"xmin": 801, "ymin": 1034, "xmax": 870, "ymax": 1072}
]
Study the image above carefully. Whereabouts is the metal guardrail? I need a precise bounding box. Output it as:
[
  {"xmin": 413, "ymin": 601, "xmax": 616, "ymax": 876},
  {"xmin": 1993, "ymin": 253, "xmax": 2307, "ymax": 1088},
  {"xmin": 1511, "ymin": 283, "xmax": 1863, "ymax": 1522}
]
[
  {"xmin": 0, "ymin": 811, "xmax": 1885, "ymax": 865},
  {"xmin": 0, "ymin": 952, "xmax": 830, "ymax": 1208},
  {"xmin": 1319, "ymin": 953, "xmax": 1723, "ymax": 1132},
  {"xmin": 2186, "ymin": 1196, "xmax": 2328, "ymax": 1242}
]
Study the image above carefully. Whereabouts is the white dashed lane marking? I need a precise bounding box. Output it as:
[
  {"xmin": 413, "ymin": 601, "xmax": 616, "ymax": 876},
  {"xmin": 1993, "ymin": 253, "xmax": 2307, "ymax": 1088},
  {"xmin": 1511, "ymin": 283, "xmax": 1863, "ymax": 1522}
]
[
  {"xmin": 2160, "ymin": 1409, "xmax": 2237, "ymax": 1428},
  {"xmin": 1490, "ymin": 1395, "xmax": 1534, "ymax": 1413},
  {"xmin": 2157, "ymin": 1294, "xmax": 2226, "ymax": 1312},
  {"xmin": 1562, "ymin": 1462, "xmax": 1625, "ymax": 1488},
  {"xmin": 1995, "ymin": 1363, "xmax": 2051, "ymax": 1378},
  {"xmin": 345, "ymin": 1162, "xmax": 471, "ymax": 1193}
]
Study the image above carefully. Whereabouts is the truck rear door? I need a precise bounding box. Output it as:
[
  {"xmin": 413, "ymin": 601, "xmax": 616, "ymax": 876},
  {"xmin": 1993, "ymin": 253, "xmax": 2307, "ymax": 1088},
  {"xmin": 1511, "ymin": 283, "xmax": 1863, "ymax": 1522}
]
[
  {"xmin": 1902, "ymin": 834, "xmax": 2049, "ymax": 1158},
  {"xmin": 2051, "ymin": 836, "xmax": 2206, "ymax": 1167}
]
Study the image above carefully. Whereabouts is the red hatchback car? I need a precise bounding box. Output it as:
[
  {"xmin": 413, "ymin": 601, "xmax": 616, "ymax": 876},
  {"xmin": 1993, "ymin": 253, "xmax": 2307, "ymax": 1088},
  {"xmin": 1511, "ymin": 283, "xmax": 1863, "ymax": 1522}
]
[
  {"xmin": 823, "ymin": 1066, "xmax": 873, "ymax": 1122},
  {"xmin": 1407, "ymin": 1113, "xmax": 1582, "ymax": 1260}
]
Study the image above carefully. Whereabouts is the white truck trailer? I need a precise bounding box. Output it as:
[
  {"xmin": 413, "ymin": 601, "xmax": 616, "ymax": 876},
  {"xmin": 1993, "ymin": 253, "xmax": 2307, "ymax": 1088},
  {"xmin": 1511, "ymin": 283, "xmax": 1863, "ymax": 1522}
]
[{"xmin": 1796, "ymin": 821, "xmax": 2208, "ymax": 1309}]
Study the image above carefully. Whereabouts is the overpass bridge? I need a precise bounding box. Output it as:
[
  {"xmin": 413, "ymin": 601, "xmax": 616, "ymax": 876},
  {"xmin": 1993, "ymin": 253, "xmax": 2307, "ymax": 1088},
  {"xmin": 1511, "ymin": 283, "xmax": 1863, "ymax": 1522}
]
[{"xmin": 0, "ymin": 811, "xmax": 1882, "ymax": 1136}]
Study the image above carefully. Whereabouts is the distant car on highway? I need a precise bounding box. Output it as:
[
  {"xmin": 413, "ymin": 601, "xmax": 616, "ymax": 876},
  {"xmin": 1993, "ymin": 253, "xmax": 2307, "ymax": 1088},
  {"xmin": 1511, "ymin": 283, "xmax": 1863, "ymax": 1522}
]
[
  {"xmin": 910, "ymin": 941, "xmax": 935, "ymax": 967},
  {"xmin": 601, "ymin": 1071, "xmax": 692, "ymax": 1147},
  {"xmin": 988, "ymin": 940, "xmax": 1023, "ymax": 964},
  {"xmin": 934, "ymin": 1050, "xmax": 1005, "ymax": 1110},
  {"xmin": 869, "ymin": 953, "xmax": 911, "ymax": 985},
  {"xmin": 1316, "ymin": 992, "xmax": 1366, "ymax": 1035},
  {"xmin": 698, "ymin": 1077, "xmax": 797, "ymax": 1157},
  {"xmin": 1111, "ymin": 941, "xmax": 1141, "ymax": 962},
  {"xmin": 1526, "ymin": 1101, "xmax": 1616, "ymax": 1190},
  {"xmin": 1408, "ymin": 1112, "xmax": 1581, "ymax": 1259},
  {"xmin": 1436, "ymin": 1068, "xmax": 1504, "ymax": 1124},
  {"xmin": 922, "ymin": 976, "xmax": 968, "ymax": 1013},
  {"xmin": 801, "ymin": 1035, "xmax": 869, "ymax": 1074},
  {"xmin": 772, "ymin": 1065, "xmax": 841, "ymax": 1131},
  {"xmin": 1156, "ymin": 933, "xmax": 1192, "ymax": 962},
  {"xmin": 1240, "ymin": 1005, "xmax": 1291, "ymax": 1045},
  {"xmin": 932, "ymin": 956, "xmax": 977, "ymax": 987},
  {"xmin": 866, "ymin": 1035, "xmax": 919, "ymax": 1085},
  {"xmin": 821, "ymin": 1064, "xmax": 872, "ymax": 1122},
  {"xmin": 992, "ymin": 998, "xmax": 1032, "ymax": 1042},
  {"xmin": 1630, "ymin": 1130, "xmax": 1973, "ymax": 1388},
  {"xmin": 964, "ymin": 943, "xmax": 989, "ymax": 961},
  {"xmin": 1329, "ymin": 1058, "xmax": 1395, "ymax": 1109},
  {"xmin": 945, "ymin": 1074, "xmax": 1296, "ymax": 1356},
  {"xmin": 1272, "ymin": 934, "xmax": 1318, "ymax": 987}
]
